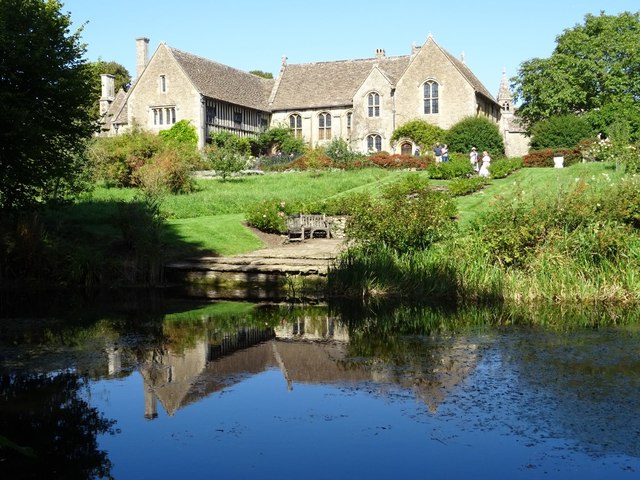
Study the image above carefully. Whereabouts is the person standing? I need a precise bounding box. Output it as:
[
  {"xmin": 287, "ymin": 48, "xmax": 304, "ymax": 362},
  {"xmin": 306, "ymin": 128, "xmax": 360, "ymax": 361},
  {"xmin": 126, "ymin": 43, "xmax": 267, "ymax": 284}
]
[
  {"xmin": 442, "ymin": 144, "xmax": 449, "ymax": 162},
  {"xmin": 433, "ymin": 143, "xmax": 443, "ymax": 163},
  {"xmin": 479, "ymin": 150, "xmax": 491, "ymax": 177},
  {"xmin": 469, "ymin": 147, "xmax": 479, "ymax": 172}
]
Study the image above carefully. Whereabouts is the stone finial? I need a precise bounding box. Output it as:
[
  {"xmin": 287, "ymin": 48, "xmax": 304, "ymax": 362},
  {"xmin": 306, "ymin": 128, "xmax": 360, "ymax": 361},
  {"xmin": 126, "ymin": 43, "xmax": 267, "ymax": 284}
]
[
  {"xmin": 460, "ymin": 51, "xmax": 465, "ymax": 63},
  {"xmin": 281, "ymin": 55, "xmax": 288, "ymax": 66}
]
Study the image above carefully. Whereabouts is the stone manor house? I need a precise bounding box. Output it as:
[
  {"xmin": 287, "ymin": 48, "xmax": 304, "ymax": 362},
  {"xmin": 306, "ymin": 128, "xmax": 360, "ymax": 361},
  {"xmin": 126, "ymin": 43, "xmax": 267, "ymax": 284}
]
[{"xmin": 99, "ymin": 36, "xmax": 528, "ymax": 157}]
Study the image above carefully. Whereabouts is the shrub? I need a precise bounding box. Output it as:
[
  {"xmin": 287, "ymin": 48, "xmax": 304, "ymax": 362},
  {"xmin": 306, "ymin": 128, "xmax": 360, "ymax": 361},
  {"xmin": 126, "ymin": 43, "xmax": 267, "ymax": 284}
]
[
  {"xmin": 134, "ymin": 149, "xmax": 195, "ymax": 195},
  {"xmin": 426, "ymin": 157, "xmax": 473, "ymax": 179},
  {"xmin": 245, "ymin": 200, "xmax": 290, "ymax": 233},
  {"xmin": 368, "ymin": 152, "xmax": 430, "ymax": 169},
  {"xmin": 523, "ymin": 148, "xmax": 582, "ymax": 168},
  {"xmin": 444, "ymin": 116, "xmax": 505, "ymax": 155},
  {"xmin": 254, "ymin": 126, "xmax": 306, "ymax": 156},
  {"xmin": 346, "ymin": 175, "xmax": 457, "ymax": 253},
  {"xmin": 209, "ymin": 131, "xmax": 251, "ymax": 156},
  {"xmin": 391, "ymin": 119, "xmax": 445, "ymax": 151},
  {"xmin": 447, "ymin": 176, "xmax": 488, "ymax": 196},
  {"xmin": 324, "ymin": 138, "xmax": 358, "ymax": 168},
  {"xmin": 529, "ymin": 114, "xmax": 594, "ymax": 150},
  {"xmin": 489, "ymin": 157, "xmax": 523, "ymax": 179},
  {"xmin": 88, "ymin": 129, "xmax": 164, "ymax": 187},
  {"xmin": 204, "ymin": 145, "xmax": 248, "ymax": 180},
  {"xmin": 159, "ymin": 120, "xmax": 198, "ymax": 147}
]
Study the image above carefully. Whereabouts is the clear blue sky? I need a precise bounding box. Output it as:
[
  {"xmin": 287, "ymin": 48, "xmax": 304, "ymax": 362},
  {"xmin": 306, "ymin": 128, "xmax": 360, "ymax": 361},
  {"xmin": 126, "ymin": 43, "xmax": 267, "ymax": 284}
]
[{"xmin": 62, "ymin": 0, "xmax": 638, "ymax": 97}]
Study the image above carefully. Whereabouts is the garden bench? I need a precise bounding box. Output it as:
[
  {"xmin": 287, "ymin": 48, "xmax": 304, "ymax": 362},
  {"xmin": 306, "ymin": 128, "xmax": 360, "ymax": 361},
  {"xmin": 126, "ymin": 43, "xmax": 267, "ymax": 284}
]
[{"xmin": 286, "ymin": 214, "xmax": 331, "ymax": 241}]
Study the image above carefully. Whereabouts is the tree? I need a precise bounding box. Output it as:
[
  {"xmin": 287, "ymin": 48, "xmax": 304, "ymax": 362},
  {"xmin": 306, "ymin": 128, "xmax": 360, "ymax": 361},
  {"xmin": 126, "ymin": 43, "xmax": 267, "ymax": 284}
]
[
  {"xmin": 0, "ymin": 0, "xmax": 97, "ymax": 210},
  {"xmin": 88, "ymin": 59, "xmax": 131, "ymax": 118},
  {"xmin": 513, "ymin": 11, "xmax": 640, "ymax": 129},
  {"xmin": 529, "ymin": 114, "xmax": 593, "ymax": 150},
  {"xmin": 444, "ymin": 116, "xmax": 504, "ymax": 155}
]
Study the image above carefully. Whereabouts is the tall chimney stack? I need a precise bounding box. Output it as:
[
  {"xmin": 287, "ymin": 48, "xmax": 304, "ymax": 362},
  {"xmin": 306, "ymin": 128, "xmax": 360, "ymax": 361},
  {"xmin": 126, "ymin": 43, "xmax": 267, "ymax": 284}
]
[
  {"xmin": 136, "ymin": 37, "xmax": 150, "ymax": 80},
  {"xmin": 99, "ymin": 74, "xmax": 115, "ymax": 115}
]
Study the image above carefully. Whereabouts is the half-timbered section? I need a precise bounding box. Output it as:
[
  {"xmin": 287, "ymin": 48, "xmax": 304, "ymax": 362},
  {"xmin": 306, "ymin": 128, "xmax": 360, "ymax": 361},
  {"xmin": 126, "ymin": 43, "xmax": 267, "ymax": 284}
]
[{"xmin": 100, "ymin": 35, "xmax": 527, "ymax": 156}]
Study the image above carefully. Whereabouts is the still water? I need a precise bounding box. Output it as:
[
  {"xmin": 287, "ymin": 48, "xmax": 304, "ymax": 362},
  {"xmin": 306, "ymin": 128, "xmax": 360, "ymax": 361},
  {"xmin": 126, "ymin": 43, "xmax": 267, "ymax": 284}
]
[{"xmin": 1, "ymin": 292, "xmax": 640, "ymax": 479}]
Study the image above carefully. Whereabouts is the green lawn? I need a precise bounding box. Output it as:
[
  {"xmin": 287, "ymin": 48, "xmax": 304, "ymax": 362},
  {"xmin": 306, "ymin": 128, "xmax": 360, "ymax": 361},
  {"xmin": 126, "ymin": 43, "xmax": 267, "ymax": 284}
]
[{"xmin": 85, "ymin": 163, "xmax": 618, "ymax": 257}]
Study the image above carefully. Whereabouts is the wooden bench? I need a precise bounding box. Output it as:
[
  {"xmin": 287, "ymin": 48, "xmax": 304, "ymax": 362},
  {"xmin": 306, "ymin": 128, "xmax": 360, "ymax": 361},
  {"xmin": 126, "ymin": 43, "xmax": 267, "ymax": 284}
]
[{"xmin": 286, "ymin": 214, "xmax": 331, "ymax": 242}]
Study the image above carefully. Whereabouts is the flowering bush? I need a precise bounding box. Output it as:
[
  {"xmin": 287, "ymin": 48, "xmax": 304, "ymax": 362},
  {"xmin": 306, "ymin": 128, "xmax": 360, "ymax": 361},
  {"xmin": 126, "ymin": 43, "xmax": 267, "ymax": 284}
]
[
  {"xmin": 245, "ymin": 200, "xmax": 290, "ymax": 233},
  {"xmin": 523, "ymin": 148, "xmax": 582, "ymax": 167}
]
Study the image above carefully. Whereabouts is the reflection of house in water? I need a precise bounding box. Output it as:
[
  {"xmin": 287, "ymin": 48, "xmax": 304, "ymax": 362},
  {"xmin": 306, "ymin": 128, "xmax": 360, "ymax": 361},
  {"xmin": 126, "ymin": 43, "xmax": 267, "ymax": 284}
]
[{"xmin": 139, "ymin": 317, "xmax": 478, "ymax": 419}]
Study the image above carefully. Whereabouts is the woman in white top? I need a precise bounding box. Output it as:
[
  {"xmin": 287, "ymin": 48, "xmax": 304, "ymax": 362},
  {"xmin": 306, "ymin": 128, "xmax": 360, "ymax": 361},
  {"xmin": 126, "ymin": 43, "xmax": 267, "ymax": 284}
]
[
  {"xmin": 469, "ymin": 147, "xmax": 478, "ymax": 172},
  {"xmin": 478, "ymin": 151, "xmax": 491, "ymax": 177}
]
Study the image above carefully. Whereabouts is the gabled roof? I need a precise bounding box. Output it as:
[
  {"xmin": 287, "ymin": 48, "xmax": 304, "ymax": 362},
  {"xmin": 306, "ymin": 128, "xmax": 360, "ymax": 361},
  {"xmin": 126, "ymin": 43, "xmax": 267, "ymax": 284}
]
[
  {"xmin": 437, "ymin": 45, "xmax": 498, "ymax": 104},
  {"xmin": 269, "ymin": 55, "xmax": 411, "ymax": 111},
  {"xmin": 168, "ymin": 47, "xmax": 274, "ymax": 111}
]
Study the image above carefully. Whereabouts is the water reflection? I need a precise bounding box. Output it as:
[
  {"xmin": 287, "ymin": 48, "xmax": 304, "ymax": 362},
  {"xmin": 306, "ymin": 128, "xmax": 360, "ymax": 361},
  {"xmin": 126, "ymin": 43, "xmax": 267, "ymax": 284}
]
[{"xmin": 1, "ymin": 293, "xmax": 640, "ymax": 478}]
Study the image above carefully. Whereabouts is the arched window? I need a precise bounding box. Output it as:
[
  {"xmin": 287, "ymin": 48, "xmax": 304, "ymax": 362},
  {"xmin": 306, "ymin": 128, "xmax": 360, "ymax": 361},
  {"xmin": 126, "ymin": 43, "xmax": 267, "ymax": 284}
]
[
  {"xmin": 423, "ymin": 81, "xmax": 439, "ymax": 114},
  {"xmin": 289, "ymin": 114, "xmax": 302, "ymax": 138},
  {"xmin": 346, "ymin": 111, "xmax": 353, "ymax": 137},
  {"xmin": 318, "ymin": 112, "xmax": 331, "ymax": 140},
  {"xmin": 366, "ymin": 134, "xmax": 382, "ymax": 152},
  {"xmin": 368, "ymin": 92, "xmax": 380, "ymax": 117}
]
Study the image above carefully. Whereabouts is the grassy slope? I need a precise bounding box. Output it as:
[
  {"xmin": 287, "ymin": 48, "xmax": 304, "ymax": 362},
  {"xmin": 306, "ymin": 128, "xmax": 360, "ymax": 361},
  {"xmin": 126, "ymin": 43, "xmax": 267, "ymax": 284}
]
[{"xmin": 87, "ymin": 163, "xmax": 617, "ymax": 257}]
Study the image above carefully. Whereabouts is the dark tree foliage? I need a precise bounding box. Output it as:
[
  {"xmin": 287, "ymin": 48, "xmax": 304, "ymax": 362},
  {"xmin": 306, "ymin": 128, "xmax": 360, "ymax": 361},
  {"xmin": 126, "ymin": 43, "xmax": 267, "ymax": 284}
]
[
  {"xmin": 0, "ymin": 0, "xmax": 97, "ymax": 210},
  {"xmin": 0, "ymin": 372, "xmax": 115, "ymax": 479},
  {"xmin": 513, "ymin": 11, "xmax": 640, "ymax": 128}
]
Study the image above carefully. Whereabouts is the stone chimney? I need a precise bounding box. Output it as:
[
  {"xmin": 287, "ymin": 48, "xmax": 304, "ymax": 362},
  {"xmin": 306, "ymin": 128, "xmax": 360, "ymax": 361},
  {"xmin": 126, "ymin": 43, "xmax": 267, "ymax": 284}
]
[
  {"xmin": 375, "ymin": 48, "xmax": 386, "ymax": 58},
  {"xmin": 99, "ymin": 74, "xmax": 115, "ymax": 115},
  {"xmin": 136, "ymin": 37, "xmax": 150, "ymax": 80}
]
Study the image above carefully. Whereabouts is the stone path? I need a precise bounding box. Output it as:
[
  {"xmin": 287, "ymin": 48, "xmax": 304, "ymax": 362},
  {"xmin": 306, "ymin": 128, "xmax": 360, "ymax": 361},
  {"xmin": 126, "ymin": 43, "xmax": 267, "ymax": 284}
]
[{"xmin": 165, "ymin": 238, "xmax": 345, "ymax": 276}]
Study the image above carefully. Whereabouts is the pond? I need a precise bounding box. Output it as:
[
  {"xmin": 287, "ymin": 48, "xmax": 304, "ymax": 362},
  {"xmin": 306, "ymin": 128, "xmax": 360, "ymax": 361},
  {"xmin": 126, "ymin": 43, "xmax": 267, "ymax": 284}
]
[{"xmin": 1, "ymin": 291, "xmax": 640, "ymax": 479}]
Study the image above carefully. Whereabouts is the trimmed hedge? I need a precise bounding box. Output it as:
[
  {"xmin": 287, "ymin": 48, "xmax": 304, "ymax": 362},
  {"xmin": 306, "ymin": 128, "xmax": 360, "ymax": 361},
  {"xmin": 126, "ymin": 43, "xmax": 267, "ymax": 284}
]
[{"xmin": 523, "ymin": 148, "xmax": 582, "ymax": 168}]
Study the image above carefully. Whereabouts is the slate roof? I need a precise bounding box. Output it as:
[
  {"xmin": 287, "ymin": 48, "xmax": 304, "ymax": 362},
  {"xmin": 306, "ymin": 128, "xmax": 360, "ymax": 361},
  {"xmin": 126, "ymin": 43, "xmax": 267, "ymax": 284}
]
[
  {"xmin": 439, "ymin": 48, "xmax": 497, "ymax": 103},
  {"xmin": 168, "ymin": 47, "xmax": 274, "ymax": 111},
  {"xmin": 269, "ymin": 55, "xmax": 411, "ymax": 111}
]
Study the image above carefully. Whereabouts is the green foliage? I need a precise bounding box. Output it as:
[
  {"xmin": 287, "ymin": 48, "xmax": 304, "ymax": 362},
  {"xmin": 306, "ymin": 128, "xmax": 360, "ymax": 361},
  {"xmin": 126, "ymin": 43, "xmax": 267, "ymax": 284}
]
[
  {"xmin": 255, "ymin": 127, "xmax": 306, "ymax": 156},
  {"xmin": 447, "ymin": 176, "xmax": 488, "ymax": 196},
  {"xmin": 347, "ymin": 175, "xmax": 457, "ymax": 253},
  {"xmin": 245, "ymin": 200, "xmax": 290, "ymax": 233},
  {"xmin": 391, "ymin": 119, "xmax": 445, "ymax": 151},
  {"xmin": 324, "ymin": 138, "xmax": 359, "ymax": 167},
  {"xmin": 89, "ymin": 129, "xmax": 195, "ymax": 194},
  {"xmin": 584, "ymin": 99, "xmax": 640, "ymax": 144},
  {"xmin": 205, "ymin": 146, "xmax": 247, "ymax": 180},
  {"xmin": 0, "ymin": 0, "xmax": 97, "ymax": 209},
  {"xmin": 529, "ymin": 114, "xmax": 594, "ymax": 150},
  {"xmin": 444, "ymin": 116, "xmax": 505, "ymax": 155},
  {"xmin": 489, "ymin": 157, "xmax": 523, "ymax": 179},
  {"xmin": 427, "ymin": 157, "xmax": 473, "ymax": 179},
  {"xmin": 513, "ymin": 11, "xmax": 640, "ymax": 127},
  {"xmin": 159, "ymin": 120, "xmax": 198, "ymax": 147},
  {"xmin": 88, "ymin": 129, "xmax": 164, "ymax": 186},
  {"xmin": 209, "ymin": 131, "xmax": 251, "ymax": 156},
  {"xmin": 249, "ymin": 70, "xmax": 274, "ymax": 79},
  {"xmin": 523, "ymin": 148, "xmax": 582, "ymax": 168},
  {"xmin": 88, "ymin": 59, "xmax": 131, "ymax": 118}
]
